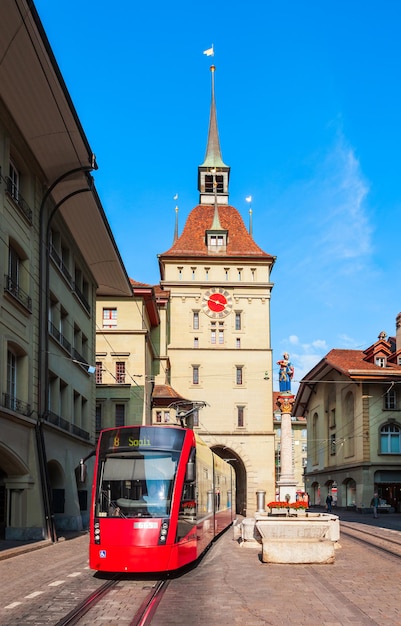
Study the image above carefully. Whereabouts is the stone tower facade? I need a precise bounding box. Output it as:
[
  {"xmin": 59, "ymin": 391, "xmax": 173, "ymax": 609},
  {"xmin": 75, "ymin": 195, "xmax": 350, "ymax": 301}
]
[{"xmin": 157, "ymin": 66, "xmax": 276, "ymax": 515}]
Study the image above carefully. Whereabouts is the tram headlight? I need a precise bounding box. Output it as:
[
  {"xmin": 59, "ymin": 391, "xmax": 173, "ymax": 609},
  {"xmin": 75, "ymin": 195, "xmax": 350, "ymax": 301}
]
[
  {"xmin": 158, "ymin": 519, "xmax": 169, "ymax": 545},
  {"xmin": 94, "ymin": 520, "xmax": 101, "ymax": 544}
]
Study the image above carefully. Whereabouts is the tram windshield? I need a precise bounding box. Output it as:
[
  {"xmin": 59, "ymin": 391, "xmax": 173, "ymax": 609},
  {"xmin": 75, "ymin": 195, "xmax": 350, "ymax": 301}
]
[{"xmin": 96, "ymin": 451, "xmax": 179, "ymax": 518}]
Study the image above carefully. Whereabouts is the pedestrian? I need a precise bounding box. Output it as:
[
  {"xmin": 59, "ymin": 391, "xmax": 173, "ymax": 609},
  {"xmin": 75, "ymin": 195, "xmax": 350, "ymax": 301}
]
[
  {"xmin": 371, "ymin": 492, "xmax": 379, "ymax": 519},
  {"xmin": 325, "ymin": 494, "xmax": 333, "ymax": 513}
]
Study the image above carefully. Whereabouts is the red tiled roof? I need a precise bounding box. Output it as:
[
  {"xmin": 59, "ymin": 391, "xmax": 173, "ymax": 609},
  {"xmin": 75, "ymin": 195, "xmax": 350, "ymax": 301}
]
[
  {"xmin": 129, "ymin": 278, "xmax": 151, "ymax": 287},
  {"xmin": 152, "ymin": 385, "xmax": 185, "ymax": 399},
  {"xmin": 160, "ymin": 205, "xmax": 274, "ymax": 259},
  {"xmin": 325, "ymin": 348, "xmax": 401, "ymax": 376},
  {"xmin": 153, "ymin": 284, "xmax": 170, "ymax": 298}
]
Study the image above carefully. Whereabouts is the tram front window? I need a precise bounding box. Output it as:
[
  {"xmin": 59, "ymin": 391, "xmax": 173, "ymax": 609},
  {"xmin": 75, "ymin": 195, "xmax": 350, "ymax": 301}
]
[{"xmin": 97, "ymin": 452, "xmax": 177, "ymax": 518}]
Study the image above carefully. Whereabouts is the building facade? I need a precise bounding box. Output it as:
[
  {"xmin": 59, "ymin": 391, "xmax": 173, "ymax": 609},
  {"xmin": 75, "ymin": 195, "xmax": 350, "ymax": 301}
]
[
  {"xmin": 0, "ymin": 1, "xmax": 132, "ymax": 540},
  {"xmin": 157, "ymin": 66, "xmax": 276, "ymax": 515},
  {"xmin": 293, "ymin": 321, "xmax": 401, "ymax": 511},
  {"xmin": 95, "ymin": 281, "xmax": 160, "ymax": 432}
]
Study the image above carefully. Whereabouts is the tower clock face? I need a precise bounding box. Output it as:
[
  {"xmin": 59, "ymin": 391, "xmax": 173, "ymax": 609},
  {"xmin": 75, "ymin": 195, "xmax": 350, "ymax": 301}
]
[{"xmin": 202, "ymin": 288, "xmax": 233, "ymax": 318}]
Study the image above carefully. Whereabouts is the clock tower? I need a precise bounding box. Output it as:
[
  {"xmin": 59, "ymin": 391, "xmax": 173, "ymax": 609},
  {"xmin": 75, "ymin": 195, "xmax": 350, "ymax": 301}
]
[{"xmin": 157, "ymin": 66, "xmax": 276, "ymax": 515}]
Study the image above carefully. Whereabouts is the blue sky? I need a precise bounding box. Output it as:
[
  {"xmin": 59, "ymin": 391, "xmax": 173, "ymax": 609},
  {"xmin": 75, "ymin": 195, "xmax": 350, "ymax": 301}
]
[{"xmin": 34, "ymin": 1, "xmax": 401, "ymax": 391}]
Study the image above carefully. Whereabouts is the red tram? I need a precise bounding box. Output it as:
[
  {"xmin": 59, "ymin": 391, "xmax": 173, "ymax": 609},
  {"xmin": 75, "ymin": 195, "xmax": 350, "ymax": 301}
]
[{"xmin": 88, "ymin": 425, "xmax": 235, "ymax": 573}]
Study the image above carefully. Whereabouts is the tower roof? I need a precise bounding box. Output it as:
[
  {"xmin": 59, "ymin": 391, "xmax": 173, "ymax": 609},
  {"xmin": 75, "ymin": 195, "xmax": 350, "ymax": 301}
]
[
  {"xmin": 160, "ymin": 204, "xmax": 274, "ymax": 260},
  {"xmin": 200, "ymin": 65, "xmax": 228, "ymax": 169}
]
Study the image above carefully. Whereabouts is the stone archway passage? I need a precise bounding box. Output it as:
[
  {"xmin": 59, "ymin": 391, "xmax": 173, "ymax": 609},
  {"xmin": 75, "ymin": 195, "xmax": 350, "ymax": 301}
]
[{"xmin": 211, "ymin": 447, "xmax": 247, "ymax": 516}]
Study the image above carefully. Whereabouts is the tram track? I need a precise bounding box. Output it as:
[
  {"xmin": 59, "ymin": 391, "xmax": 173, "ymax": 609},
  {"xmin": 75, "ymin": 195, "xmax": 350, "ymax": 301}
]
[
  {"xmin": 341, "ymin": 520, "xmax": 401, "ymax": 559},
  {"xmin": 53, "ymin": 575, "xmax": 169, "ymax": 626},
  {"xmin": 130, "ymin": 579, "xmax": 170, "ymax": 626},
  {"xmin": 54, "ymin": 575, "xmax": 122, "ymax": 626}
]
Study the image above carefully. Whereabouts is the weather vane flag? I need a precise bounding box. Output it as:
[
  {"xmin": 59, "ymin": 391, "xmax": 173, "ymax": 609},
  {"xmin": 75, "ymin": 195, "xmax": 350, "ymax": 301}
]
[{"xmin": 203, "ymin": 44, "xmax": 214, "ymax": 57}]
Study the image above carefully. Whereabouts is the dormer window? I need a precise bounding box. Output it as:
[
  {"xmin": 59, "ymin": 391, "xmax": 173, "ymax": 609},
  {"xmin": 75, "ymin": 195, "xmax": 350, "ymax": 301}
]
[
  {"xmin": 211, "ymin": 235, "xmax": 224, "ymax": 246},
  {"xmin": 206, "ymin": 231, "xmax": 227, "ymax": 251},
  {"xmin": 376, "ymin": 357, "xmax": 386, "ymax": 367}
]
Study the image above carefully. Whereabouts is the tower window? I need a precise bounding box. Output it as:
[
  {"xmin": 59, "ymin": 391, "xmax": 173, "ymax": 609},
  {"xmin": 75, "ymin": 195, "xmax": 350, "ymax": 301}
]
[
  {"xmin": 236, "ymin": 366, "xmax": 243, "ymax": 385},
  {"xmin": 192, "ymin": 366, "xmax": 199, "ymax": 385},
  {"xmin": 211, "ymin": 323, "xmax": 216, "ymax": 344},
  {"xmin": 235, "ymin": 312, "xmax": 242, "ymax": 330},
  {"xmin": 205, "ymin": 174, "xmax": 223, "ymax": 193},
  {"xmin": 237, "ymin": 406, "xmax": 245, "ymax": 428},
  {"xmin": 193, "ymin": 312, "xmax": 199, "ymax": 330}
]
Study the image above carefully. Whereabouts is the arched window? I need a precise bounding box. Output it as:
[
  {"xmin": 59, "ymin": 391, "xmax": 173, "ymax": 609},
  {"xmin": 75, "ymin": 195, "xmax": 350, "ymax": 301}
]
[{"xmin": 380, "ymin": 423, "xmax": 401, "ymax": 454}]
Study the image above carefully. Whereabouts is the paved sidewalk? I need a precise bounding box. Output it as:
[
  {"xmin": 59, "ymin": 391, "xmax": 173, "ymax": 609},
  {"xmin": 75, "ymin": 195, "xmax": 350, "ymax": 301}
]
[{"xmin": 152, "ymin": 510, "xmax": 401, "ymax": 626}]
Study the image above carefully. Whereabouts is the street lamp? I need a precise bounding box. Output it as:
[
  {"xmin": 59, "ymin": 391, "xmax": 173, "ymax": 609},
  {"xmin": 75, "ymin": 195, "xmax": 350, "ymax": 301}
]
[{"xmin": 36, "ymin": 163, "xmax": 95, "ymax": 542}]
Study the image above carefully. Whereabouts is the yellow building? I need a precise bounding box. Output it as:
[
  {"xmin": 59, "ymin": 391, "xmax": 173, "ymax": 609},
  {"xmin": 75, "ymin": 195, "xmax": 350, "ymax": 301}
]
[
  {"xmin": 157, "ymin": 67, "xmax": 276, "ymax": 515},
  {"xmin": 95, "ymin": 281, "xmax": 160, "ymax": 430},
  {"xmin": 0, "ymin": 1, "xmax": 131, "ymax": 540}
]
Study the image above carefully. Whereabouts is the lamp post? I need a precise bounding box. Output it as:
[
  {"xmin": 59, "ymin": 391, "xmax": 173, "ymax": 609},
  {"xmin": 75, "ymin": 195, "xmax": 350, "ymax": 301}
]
[{"xmin": 36, "ymin": 164, "xmax": 95, "ymax": 542}]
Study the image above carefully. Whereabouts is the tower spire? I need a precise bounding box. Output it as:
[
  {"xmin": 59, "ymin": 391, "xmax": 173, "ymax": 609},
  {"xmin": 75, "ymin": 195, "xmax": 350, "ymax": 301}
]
[
  {"xmin": 201, "ymin": 65, "xmax": 227, "ymax": 169},
  {"xmin": 198, "ymin": 65, "xmax": 230, "ymax": 205}
]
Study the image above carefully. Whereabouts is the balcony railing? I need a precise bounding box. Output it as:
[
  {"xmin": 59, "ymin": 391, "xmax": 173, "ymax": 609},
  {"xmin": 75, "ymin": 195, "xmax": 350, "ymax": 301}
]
[
  {"xmin": 45, "ymin": 410, "xmax": 90, "ymax": 440},
  {"xmin": 49, "ymin": 244, "xmax": 73, "ymax": 286},
  {"xmin": 4, "ymin": 274, "xmax": 32, "ymax": 312},
  {"xmin": 73, "ymin": 282, "xmax": 90, "ymax": 314},
  {"xmin": 4, "ymin": 176, "xmax": 33, "ymax": 224},
  {"xmin": 49, "ymin": 321, "xmax": 72, "ymax": 353},
  {"xmin": 2, "ymin": 393, "xmax": 32, "ymax": 417}
]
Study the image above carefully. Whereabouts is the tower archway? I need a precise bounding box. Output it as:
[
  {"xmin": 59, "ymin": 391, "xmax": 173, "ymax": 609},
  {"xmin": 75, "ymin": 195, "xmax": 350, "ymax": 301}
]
[{"xmin": 211, "ymin": 446, "xmax": 247, "ymax": 516}]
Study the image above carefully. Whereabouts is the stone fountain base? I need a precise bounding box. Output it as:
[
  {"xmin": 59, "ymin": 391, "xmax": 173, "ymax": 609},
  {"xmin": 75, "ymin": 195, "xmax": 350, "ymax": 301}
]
[{"xmin": 238, "ymin": 513, "xmax": 339, "ymax": 564}]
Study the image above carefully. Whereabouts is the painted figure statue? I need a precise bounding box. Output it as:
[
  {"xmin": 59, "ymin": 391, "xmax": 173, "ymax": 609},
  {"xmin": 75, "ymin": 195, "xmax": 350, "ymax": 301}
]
[{"xmin": 277, "ymin": 353, "xmax": 294, "ymax": 392}]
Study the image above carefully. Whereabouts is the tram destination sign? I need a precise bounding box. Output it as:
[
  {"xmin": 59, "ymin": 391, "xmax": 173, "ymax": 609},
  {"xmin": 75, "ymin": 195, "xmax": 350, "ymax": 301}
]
[{"xmin": 99, "ymin": 426, "xmax": 186, "ymax": 455}]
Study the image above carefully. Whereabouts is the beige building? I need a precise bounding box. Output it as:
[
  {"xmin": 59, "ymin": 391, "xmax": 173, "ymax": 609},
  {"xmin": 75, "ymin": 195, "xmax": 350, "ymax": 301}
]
[
  {"xmin": 157, "ymin": 66, "xmax": 276, "ymax": 516},
  {"xmin": 95, "ymin": 281, "xmax": 160, "ymax": 431},
  {"xmin": 0, "ymin": 1, "xmax": 131, "ymax": 540},
  {"xmin": 294, "ymin": 321, "xmax": 401, "ymax": 511}
]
